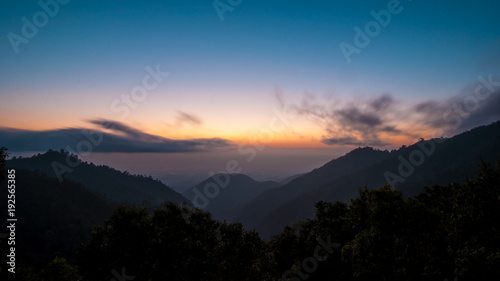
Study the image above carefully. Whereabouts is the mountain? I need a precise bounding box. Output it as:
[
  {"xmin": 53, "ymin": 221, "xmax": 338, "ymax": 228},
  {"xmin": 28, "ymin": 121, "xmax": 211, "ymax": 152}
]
[
  {"xmin": 158, "ymin": 174, "xmax": 203, "ymax": 194},
  {"xmin": 242, "ymin": 121, "xmax": 500, "ymax": 239},
  {"xmin": 278, "ymin": 173, "xmax": 306, "ymax": 185},
  {"xmin": 7, "ymin": 150, "xmax": 189, "ymax": 206},
  {"xmin": 183, "ymin": 174, "xmax": 280, "ymax": 221},
  {"xmin": 235, "ymin": 146, "xmax": 394, "ymax": 230},
  {"xmin": 0, "ymin": 169, "xmax": 114, "ymax": 267}
]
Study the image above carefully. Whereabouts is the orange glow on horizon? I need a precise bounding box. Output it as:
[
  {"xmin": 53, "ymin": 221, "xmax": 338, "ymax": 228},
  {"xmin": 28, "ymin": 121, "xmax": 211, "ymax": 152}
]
[{"xmin": 1, "ymin": 106, "xmax": 443, "ymax": 151}]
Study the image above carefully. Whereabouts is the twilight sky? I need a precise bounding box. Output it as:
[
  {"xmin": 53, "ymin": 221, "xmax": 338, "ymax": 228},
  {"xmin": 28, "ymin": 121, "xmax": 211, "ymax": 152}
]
[{"xmin": 1, "ymin": 0, "xmax": 499, "ymax": 181}]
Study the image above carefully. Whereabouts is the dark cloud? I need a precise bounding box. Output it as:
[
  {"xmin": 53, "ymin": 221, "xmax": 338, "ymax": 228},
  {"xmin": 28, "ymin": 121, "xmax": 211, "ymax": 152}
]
[
  {"xmin": 88, "ymin": 119, "xmax": 162, "ymax": 141},
  {"xmin": 282, "ymin": 78, "xmax": 500, "ymax": 147},
  {"xmin": 413, "ymin": 101, "xmax": 439, "ymax": 113},
  {"xmin": 453, "ymin": 89, "xmax": 500, "ymax": 133},
  {"xmin": 0, "ymin": 119, "xmax": 233, "ymax": 153},
  {"xmin": 337, "ymin": 107, "xmax": 381, "ymax": 127},
  {"xmin": 380, "ymin": 126, "xmax": 400, "ymax": 133},
  {"xmin": 370, "ymin": 94, "xmax": 393, "ymax": 111},
  {"xmin": 321, "ymin": 136, "xmax": 390, "ymax": 147},
  {"xmin": 287, "ymin": 93, "xmax": 399, "ymax": 147},
  {"xmin": 411, "ymin": 77, "xmax": 500, "ymax": 135},
  {"xmin": 410, "ymin": 100, "xmax": 451, "ymax": 131}
]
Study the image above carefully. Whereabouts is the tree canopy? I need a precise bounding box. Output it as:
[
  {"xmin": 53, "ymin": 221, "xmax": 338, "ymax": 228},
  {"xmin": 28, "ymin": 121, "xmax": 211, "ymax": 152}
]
[{"xmin": 2, "ymin": 161, "xmax": 499, "ymax": 280}]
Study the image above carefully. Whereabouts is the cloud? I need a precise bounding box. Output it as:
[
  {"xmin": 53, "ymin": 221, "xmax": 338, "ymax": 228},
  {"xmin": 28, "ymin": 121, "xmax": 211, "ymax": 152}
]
[
  {"xmin": 452, "ymin": 88, "xmax": 500, "ymax": 132},
  {"xmin": 165, "ymin": 111, "xmax": 203, "ymax": 129},
  {"xmin": 411, "ymin": 77, "xmax": 500, "ymax": 134},
  {"xmin": 176, "ymin": 111, "xmax": 202, "ymax": 127},
  {"xmin": 274, "ymin": 87, "xmax": 286, "ymax": 109},
  {"xmin": 321, "ymin": 136, "xmax": 390, "ymax": 147},
  {"xmin": 370, "ymin": 94, "xmax": 393, "ymax": 111},
  {"xmin": 88, "ymin": 119, "xmax": 162, "ymax": 141},
  {"xmin": 279, "ymin": 76, "xmax": 500, "ymax": 147},
  {"xmin": 0, "ymin": 119, "xmax": 233, "ymax": 153},
  {"xmin": 337, "ymin": 107, "xmax": 381, "ymax": 127},
  {"xmin": 284, "ymin": 92, "xmax": 401, "ymax": 147},
  {"xmin": 380, "ymin": 126, "xmax": 400, "ymax": 133}
]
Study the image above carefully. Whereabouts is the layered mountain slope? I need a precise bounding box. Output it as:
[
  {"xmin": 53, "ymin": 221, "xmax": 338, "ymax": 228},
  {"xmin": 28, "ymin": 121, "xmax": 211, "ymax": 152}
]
[
  {"xmin": 7, "ymin": 150, "xmax": 189, "ymax": 205},
  {"xmin": 236, "ymin": 147, "xmax": 393, "ymax": 228},
  {"xmin": 252, "ymin": 121, "xmax": 500, "ymax": 239},
  {"xmin": 183, "ymin": 173, "xmax": 279, "ymax": 221}
]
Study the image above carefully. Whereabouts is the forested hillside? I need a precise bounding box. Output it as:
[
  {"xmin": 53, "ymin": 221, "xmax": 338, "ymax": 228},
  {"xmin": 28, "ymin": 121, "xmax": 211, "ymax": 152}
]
[
  {"xmin": 2, "ymin": 143, "xmax": 498, "ymax": 280},
  {"xmin": 7, "ymin": 149, "xmax": 189, "ymax": 206}
]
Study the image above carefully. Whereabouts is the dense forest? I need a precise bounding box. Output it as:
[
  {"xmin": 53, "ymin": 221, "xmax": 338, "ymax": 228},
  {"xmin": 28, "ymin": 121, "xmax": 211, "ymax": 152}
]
[{"xmin": 1, "ymin": 147, "xmax": 499, "ymax": 280}]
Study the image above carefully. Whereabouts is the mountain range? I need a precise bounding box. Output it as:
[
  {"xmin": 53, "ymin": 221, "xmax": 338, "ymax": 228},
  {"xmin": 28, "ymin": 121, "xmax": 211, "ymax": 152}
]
[
  {"xmin": 7, "ymin": 149, "xmax": 189, "ymax": 206},
  {"xmin": 236, "ymin": 121, "xmax": 500, "ymax": 238},
  {"xmin": 183, "ymin": 173, "xmax": 280, "ymax": 221},
  {"xmin": 4, "ymin": 121, "xmax": 500, "ymax": 241}
]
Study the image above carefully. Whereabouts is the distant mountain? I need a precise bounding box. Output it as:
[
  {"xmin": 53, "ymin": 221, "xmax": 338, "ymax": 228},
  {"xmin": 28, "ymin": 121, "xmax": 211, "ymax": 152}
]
[
  {"xmin": 183, "ymin": 174, "xmax": 280, "ymax": 221},
  {"xmin": 7, "ymin": 150, "xmax": 189, "ymax": 206},
  {"xmin": 236, "ymin": 146, "xmax": 393, "ymax": 230},
  {"xmin": 159, "ymin": 174, "xmax": 205, "ymax": 194},
  {"xmin": 278, "ymin": 173, "xmax": 306, "ymax": 185},
  {"xmin": 242, "ymin": 121, "xmax": 500, "ymax": 239}
]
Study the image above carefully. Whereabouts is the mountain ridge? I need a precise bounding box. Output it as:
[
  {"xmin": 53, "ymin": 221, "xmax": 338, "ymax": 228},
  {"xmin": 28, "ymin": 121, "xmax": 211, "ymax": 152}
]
[
  {"xmin": 235, "ymin": 146, "xmax": 394, "ymax": 229},
  {"xmin": 7, "ymin": 149, "xmax": 190, "ymax": 206},
  {"xmin": 183, "ymin": 173, "xmax": 280, "ymax": 221},
  {"xmin": 250, "ymin": 121, "xmax": 500, "ymax": 239}
]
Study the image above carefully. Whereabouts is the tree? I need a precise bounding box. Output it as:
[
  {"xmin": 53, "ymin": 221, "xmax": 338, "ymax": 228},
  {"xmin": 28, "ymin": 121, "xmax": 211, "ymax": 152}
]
[
  {"xmin": 341, "ymin": 186, "xmax": 407, "ymax": 280},
  {"xmin": 77, "ymin": 203, "xmax": 269, "ymax": 281},
  {"xmin": 0, "ymin": 147, "xmax": 8, "ymax": 181},
  {"xmin": 444, "ymin": 163, "xmax": 500, "ymax": 279},
  {"xmin": 39, "ymin": 257, "xmax": 81, "ymax": 281}
]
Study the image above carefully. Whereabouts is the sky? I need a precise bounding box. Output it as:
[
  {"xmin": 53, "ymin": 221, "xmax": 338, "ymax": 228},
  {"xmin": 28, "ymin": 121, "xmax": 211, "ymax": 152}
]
[{"xmin": 1, "ymin": 0, "xmax": 500, "ymax": 182}]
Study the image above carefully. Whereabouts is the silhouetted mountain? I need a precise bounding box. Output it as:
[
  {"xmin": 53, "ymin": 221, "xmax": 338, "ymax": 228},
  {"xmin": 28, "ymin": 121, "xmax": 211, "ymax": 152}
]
[
  {"xmin": 183, "ymin": 174, "xmax": 280, "ymax": 221},
  {"xmin": 278, "ymin": 173, "xmax": 306, "ymax": 185},
  {"xmin": 236, "ymin": 146, "xmax": 393, "ymax": 230},
  {"xmin": 158, "ymin": 174, "xmax": 203, "ymax": 193},
  {"xmin": 7, "ymin": 150, "xmax": 189, "ymax": 206},
  {"xmin": 0, "ymin": 169, "xmax": 114, "ymax": 267},
  {"xmin": 243, "ymin": 121, "xmax": 500, "ymax": 239}
]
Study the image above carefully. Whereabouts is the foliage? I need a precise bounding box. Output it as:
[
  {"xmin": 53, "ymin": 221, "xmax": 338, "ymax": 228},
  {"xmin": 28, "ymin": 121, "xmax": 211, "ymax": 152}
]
[
  {"xmin": 0, "ymin": 147, "xmax": 7, "ymax": 181},
  {"xmin": 77, "ymin": 203, "xmax": 268, "ymax": 281},
  {"xmin": 2, "ymin": 156, "xmax": 499, "ymax": 280},
  {"xmin": 267, "ymin": 163, "xmax": 500, "ymax": 281},
  {"xmin": 0, "ymin": 168, "xmax": 114, "ymax": 276}
]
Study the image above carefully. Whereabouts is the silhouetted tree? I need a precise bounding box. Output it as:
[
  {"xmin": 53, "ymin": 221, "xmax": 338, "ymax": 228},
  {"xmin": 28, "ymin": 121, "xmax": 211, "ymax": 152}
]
[
  {"xmin": 0, "ymin": 147, "xmax": 7, "ymax": 181},
  {"xmin": 77, "ymin": 203, "xmax": 269, "ymax": 281}
]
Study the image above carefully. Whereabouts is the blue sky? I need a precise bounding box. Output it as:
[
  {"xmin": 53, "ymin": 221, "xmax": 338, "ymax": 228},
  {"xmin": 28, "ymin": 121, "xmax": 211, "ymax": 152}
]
[
  {"xmin": 1, "ymin": 0, "xmax": 499, "ymax": 179},
  {"xmin": 2, "ymin": 0, "xmax": 498, "ymax": 98}
]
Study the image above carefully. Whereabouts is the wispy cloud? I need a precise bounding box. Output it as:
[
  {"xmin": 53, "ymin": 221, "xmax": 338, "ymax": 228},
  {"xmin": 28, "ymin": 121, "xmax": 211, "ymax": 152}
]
[
  {"xmin": 277, "ymin": 76, "xmax": 500, "ymax": 147},
  {"xmin": 0, "ymin": 119, "xmax": 233, "ymax": 153},
  {"xmin": 175, "ymin": 111, "xmax": 202, "ymax": 127},
  {"xmin": 322, "ymin": 136, "xmax": 389, "ymax": 147},
  {"xmin": 88, "ymin": 119, "xmax": 163, "ymax": 142},
  {"xmin": 165, "ymin": 111, "xmax": 203, "ymax": 129}
]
